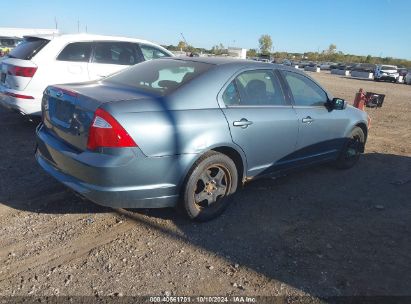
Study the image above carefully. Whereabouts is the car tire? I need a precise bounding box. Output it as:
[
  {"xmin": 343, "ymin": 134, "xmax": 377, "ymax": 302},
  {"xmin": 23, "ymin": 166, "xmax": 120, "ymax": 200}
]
[
  {"xmin": 181, "ymin": 151, "xmax": 238, "ymax": 222},
  {"xmin": 335, "ymin": 127, "xmax": 365, "ymax": 170}
]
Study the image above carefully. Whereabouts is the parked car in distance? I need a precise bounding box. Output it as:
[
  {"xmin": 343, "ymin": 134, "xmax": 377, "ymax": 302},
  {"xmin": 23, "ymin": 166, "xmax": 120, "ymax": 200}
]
[
  {"xmin": 405, "ymin": 71, "xmax": 411, "ymax": 84},
  {"xmin": 307, "ymin": 61, "xmax": 318, "ymax": 67},
  {"xmin": 329, "ymin": 63, "xmax": 340, "ymax": 70},
  {"xmin": 282, "ymin": 59, "xmax": 292, "ymax": 66},
  {"xmin": 374, "ymin": 65, "xmax": 399, "ymax": 82},
  {"xmin": 353, "ymin": 63, "xmax": 376, "ymax": 73},
  {"xmin": 36, "ymin": 57, "xmax": 369, "ymax": 221},
  {"xmin": 0, "ymin": 34, "xmax": 173, "ymax": 116},
  {"xmin": 319, "ymin": 62, "xmax": 335, "ymax": 70},
  {"xmin": 398, "ymin": 68, "xmax": 408, "ymax": 77},
  {"xmin": 336, "ymin": 63, "xmax": 348, "ymax": 70},
  {"xmin": 290, "ymin": 60, "xmax": 300, "ymax": 67},
  {"xmin": 398, "ymin": 68, "xmax": 409, "ymax": 83},
  {"xmin": 0, "ymin": 37, "xmax": 22, "ymax": 57},
  {"xmin": 298, "ymin": 61, "xmax": 309, "ymax": 68}
]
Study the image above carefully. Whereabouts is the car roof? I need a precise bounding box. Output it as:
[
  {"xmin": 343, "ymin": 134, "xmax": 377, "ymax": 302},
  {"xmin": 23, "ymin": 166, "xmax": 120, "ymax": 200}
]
[
  {"xmin": 379, "ymin": 64, "xmax": 397, "ymax": 68},
  {"xmin": 25, "ymin": 33, "xmax": 157, "ymax": 45}
]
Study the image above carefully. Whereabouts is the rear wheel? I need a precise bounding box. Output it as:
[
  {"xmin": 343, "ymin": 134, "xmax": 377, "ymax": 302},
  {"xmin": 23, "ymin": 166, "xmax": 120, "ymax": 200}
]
[
  {"xmin": 335, "ymin": 127, "xmax": 365, "ymax": 169},
  {"xmin": 182, "ymin": 151, "xmax": 238, "ymax": 222}
]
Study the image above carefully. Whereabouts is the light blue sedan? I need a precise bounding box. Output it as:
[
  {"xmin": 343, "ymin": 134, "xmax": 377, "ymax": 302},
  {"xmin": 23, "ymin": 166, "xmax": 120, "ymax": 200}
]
[{"xmin": 36, "ymin": 57, "xmax": 369, "ymax": 221}]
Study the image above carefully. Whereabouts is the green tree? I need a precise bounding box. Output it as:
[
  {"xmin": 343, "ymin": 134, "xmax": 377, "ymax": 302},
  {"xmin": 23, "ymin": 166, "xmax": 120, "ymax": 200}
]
[
  {"xmin": 177, "ymin": 41, "xmax": 186, "ymax": 51},
  {"xmin": 258, "ymin": 35, "xmax": 273, "ymax": 55},
  {"xmin": 211, "ymin": 43, "xmax": 226, "ymax": 55},
  {"xmin": 247, "ymin": 48, "xmax": 257, "ymax": 58},
  {"xmin": 327, "ymin": 43, "xmax": 337, "ymax": 54}
]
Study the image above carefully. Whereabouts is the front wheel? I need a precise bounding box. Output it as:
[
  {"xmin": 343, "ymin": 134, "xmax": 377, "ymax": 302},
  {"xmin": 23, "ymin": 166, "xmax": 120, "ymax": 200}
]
[
  {"xmin": 335, "ymin": 127, "xmax": 365, "ymax": 169},
  {"xmin": 182, "ymin": 151, "xmax": 238, "ymax": 222}
]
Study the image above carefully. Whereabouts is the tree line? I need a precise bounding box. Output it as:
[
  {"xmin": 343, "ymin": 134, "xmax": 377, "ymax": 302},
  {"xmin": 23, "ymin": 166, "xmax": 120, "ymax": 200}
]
[{"xmin": 163, "ymin": 35, "xmax": 411, "ymax": 68}]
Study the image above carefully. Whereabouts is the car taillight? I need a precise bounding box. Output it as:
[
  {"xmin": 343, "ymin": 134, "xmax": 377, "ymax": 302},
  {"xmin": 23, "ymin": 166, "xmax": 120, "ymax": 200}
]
[
  {"xmin": 7, "ymin": 65, "xmax": 37, "ymax": 77},
  {"xmin": 4, "ymin": 91, "xmax": 34, "ymax": 99},
  {"xmin": 87, "ymin": 108, "xmax": 137, "ymax": 150}
]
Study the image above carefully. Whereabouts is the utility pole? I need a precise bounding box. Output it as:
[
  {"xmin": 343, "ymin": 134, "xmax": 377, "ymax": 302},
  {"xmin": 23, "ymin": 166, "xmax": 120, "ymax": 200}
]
[
  {"xmin": 54, "ymin": 17, "xmax": 58, "ymax": 30},
  {"xmin": 180, "ymin": 33, "xmax": 188, "ymax": 50},
  {"xmin": 77, "ymin": 18, "xmax": 80, "ymax": 33}
]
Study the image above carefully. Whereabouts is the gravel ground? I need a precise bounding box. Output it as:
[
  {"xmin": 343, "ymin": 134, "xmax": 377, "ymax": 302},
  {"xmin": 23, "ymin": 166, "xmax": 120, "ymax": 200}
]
[{"xmin": 0, "ymin": 72, "xmax": 410, "ymax": 302}]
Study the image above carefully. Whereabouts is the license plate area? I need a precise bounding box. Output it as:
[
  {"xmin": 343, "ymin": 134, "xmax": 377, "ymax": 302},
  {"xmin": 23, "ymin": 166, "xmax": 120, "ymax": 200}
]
[{"xmin": 49, "ymin": 97, "xmax": 75, "ymax": 129}]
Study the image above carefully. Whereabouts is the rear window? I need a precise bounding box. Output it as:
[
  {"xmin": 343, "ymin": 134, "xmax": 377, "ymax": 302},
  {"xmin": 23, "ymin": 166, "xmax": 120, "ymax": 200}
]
[
  {"xmin": 8, "ymin": 37, "xmax": 49, "ymax": 60},
  {"xmin": 104, "ymin": 59, "xmax": 213, "ymax": 96}
]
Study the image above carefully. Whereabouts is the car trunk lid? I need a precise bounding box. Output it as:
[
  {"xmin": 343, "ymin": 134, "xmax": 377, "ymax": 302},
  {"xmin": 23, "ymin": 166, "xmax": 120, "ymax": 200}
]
[{"xmin": 42, "ymin": 82, "xmax": 153, "ymax": 151}]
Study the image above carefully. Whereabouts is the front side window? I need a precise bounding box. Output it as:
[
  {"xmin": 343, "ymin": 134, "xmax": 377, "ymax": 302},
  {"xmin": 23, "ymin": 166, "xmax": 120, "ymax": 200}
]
[
  {"xmin": 93, "ymin": 42, "xmax": 140, "ymax": 65},
  {"xmin": 139, "ymin": 44, "xmax": 169, "ymax": 61},
  {"xmin": 57, "ymin": 42, "xmax": 92, "ymax": 62},
  {"xmin": 222, "ymin": 70, "xmax": 286, "ymax": 106},
  {"xmin": 283, "ymin": 71, "xmax": 327, "ymax": 106}
]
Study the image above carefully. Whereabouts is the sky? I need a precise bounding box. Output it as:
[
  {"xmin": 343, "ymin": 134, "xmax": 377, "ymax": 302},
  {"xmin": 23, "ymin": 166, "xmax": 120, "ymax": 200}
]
[{"xmin": 2, "ymin": 0, "xmax": 410, "ymax": 59}]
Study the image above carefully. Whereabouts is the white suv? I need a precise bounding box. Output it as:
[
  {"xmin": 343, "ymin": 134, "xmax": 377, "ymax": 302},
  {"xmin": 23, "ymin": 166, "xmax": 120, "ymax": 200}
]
[
  {"xmin": 374, "ymin": 65, "xmax": 399, "ymax": 83},
  {"xmin": 0, "ymin": 34, "xmax": 173, "ymax": 115}
]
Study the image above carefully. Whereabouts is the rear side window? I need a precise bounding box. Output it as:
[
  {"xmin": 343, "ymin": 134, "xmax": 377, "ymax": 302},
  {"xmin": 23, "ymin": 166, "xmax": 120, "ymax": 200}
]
[
  {"xmin": 222, "ymin": 70, "xmax": 286, "ymax": 106},
  {"xmin": 222, "ymin": 81, "xmax": 241, "ymax": 105},
  {"xmin": 8, "ymin": 37, "xmax": 49, "ymax": 60},
  {"xmin": 93, "ymin": 42, "xmax": 141, "ymax": 65},
  {"xmin": 139, "ymin": 44, "xmax": 169, "ymax": 61},
  {"xmin": 57, "ymin": 42, "xmax": 92, "ymax": 62},
  {"xmin": 283, "ymin": 71, "xmax": 327, "ymax": 106}
]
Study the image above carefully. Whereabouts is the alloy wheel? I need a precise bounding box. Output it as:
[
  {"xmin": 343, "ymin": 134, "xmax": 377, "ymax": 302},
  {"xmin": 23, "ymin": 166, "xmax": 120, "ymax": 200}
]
[{"xmin": 193, "ymin": 164, "xmax": 232, "ymax": 209}]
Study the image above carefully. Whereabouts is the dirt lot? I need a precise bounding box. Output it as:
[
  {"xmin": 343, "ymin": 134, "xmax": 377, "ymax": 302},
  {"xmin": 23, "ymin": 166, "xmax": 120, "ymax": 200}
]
[{"xmin": 0, "ymin": 72, "xmax": 410, "ymax": 301}]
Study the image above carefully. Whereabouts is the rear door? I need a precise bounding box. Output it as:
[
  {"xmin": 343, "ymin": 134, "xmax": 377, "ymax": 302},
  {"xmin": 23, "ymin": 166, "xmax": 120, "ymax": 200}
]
[
  {"xmin": 220, "ymin": 69, "xmax": 299, "ymax": 177},
  {"xmin": 87, "ymin": 42, "xmax": 143, "ymax": 80},
  {"xmin": 280, "ymin": 70, "xmax": 348, "ymax": 163},
  {"xmin": 52, "ymin": 42, "xmax": 92, "ymax": 84}
]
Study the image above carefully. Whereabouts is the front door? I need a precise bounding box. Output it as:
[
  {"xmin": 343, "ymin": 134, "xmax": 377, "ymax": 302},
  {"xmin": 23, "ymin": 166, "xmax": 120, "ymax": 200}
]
[
  {"xmin": 281, "ymin": 70, "xmax": 347, "ymax": 164},
  {"xmin": 220, "ymin": 69, "xmax": 299, "ymax": 177}
]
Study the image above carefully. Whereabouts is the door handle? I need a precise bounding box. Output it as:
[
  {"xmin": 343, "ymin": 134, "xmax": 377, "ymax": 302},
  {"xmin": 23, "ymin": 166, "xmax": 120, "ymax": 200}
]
[
  {"xmin": 233, "ymin": 118, "xmax": 253, "ymax": 129},
  {"xmin": 302, "ymin": 116, "xmax": 314, "ymax": 124}
]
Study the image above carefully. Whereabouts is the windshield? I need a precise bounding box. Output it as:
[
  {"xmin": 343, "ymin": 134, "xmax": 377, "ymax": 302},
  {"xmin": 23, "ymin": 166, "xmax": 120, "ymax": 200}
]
[
  {"xmin": 8, "ymin": 37, "xmax": 50, "ymax": 60},
  {"xmin": 104, "ymin": 59, "xmax": 213, "ymax": 96}
]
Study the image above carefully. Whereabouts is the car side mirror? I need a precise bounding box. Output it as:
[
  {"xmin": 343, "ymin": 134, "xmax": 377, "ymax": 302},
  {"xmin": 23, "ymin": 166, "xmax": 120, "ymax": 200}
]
[{"xmin": 326, "ymin": 98, "xmax": 347, "ymax": 111}]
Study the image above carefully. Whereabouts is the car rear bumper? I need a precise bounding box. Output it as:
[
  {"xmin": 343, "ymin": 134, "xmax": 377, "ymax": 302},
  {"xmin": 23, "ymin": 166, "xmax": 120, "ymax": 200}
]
[
  {"xmin": 0, "ymin": 87, "xmax": 42, "ymax": 115},
  {"xmin": 35, "ymin": 124, "xmax": 195, "ymax": 209}
]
